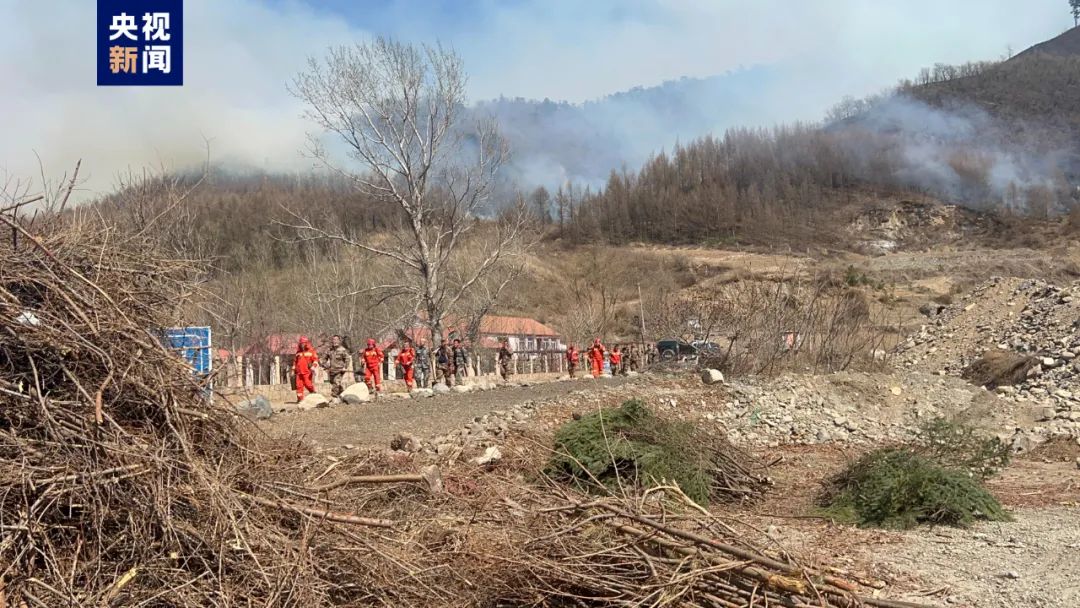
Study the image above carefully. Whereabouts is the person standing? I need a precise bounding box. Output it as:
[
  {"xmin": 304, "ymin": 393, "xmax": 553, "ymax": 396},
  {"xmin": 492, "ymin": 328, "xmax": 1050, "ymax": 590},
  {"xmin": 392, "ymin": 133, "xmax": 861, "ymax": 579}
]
[
  {"xmin": 497, "ymin": 339, "xmax": 514, "ymax": 381},
  {"xmin": 588, "ymin": 338, "xmax": 606, "ymax": 378},
  {"xmin": 436, "ymin": 342, "xmax": 454, "ymax": 387},
  {"xmin": 361, "ymin": 338, "xmax": 385, "ymax": 394},
  {"xmin": 322, "ymin": 334, "xmax": 350, "ymax": 400},
  {"xmin": 452, "ymin": 338, "xmax": 470, "ymax": 385},
  {"xmin": 609, "ymin": 345, "xmax": 623, "ymax": 376},
  {"xmin": 293, "ymin": 336, "xmax": 319, "ymax": 402},
  {"xmin": 566, "ymin": 343, "xmax": 580, "ymax": 378},
  {"xmin": 415, "ymin": 340, "xmax": 431, "ymax": 388},
  {"xmin": 396, "ymin": 339, "xmax": 417, "ymax": 390}
]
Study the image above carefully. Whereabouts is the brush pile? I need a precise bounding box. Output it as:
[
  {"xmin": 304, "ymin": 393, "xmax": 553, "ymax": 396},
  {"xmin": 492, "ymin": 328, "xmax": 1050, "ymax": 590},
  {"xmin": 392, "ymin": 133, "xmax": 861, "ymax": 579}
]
[
  {"xmin": 0, "ymin": 202, "xmax": 932, "ymax": 607},
  {"xmin": 0, "ymin": 209, "xmax": 359, "ymax": 605}
]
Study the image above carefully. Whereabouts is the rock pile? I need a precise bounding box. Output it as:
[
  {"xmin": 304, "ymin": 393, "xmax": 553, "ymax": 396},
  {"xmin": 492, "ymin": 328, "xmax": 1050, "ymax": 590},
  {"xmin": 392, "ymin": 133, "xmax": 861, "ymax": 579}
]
[
  {"xmin": 895, "ymin": 277, "xmax": 1080, "ymax": 447},
  {"xmin": 699, "ymin": 371, "xmax": 1012, "ymax": 447}
]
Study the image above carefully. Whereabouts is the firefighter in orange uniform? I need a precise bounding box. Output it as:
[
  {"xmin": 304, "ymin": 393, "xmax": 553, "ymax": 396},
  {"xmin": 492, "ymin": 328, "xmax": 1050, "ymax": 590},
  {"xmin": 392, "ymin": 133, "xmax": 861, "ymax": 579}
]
[
  {"xmin": 588, "ymin": 338, "xmax": 606, "ymax": 378},
  {"xmin": 609, "ymin": 345, "xmax": 623, "ymax": 376},
  {"xmin": 396, "ymin": 339, "xmax": 417, "ymax": 390},
  {"xmin": 361, "ymin": 339, "xmax": 385, "ymax": 394},
  {"xmin": 293, "ymin": 336, "xmax": 319, "ymax": 402},
  {"xmin": 566, "ymin": 343, "xmax": 580, "ymax": 378}
]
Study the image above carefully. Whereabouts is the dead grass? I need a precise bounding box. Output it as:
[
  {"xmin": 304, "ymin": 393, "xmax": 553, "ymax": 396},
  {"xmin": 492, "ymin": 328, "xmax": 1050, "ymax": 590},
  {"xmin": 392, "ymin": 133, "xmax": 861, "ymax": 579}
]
[{"xmin": 961, "ymin": 350, "xmax": 1037, "ymax": 388}]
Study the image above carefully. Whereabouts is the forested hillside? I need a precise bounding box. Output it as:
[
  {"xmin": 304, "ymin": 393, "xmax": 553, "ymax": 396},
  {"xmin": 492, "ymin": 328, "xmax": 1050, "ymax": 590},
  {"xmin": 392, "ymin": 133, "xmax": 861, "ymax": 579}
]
[{"xmin": 558, "ymin": 28, "xmax": 1080, "ymax": 245}]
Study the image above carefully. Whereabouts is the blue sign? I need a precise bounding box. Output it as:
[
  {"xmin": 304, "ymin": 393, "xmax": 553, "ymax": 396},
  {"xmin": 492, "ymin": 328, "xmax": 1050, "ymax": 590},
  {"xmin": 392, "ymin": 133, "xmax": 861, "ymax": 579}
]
[
  {"xmin": 165, "ymin": 326, "xmax": 212, "ymax": 375},
  {"xmin": 97, "ymin": 0, "xmax": 183, "ymax": 86}
]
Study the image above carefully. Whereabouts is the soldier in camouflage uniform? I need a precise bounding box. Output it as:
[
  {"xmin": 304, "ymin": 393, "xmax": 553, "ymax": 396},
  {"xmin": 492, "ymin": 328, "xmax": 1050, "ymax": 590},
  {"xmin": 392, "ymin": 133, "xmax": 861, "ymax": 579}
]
[
  {"xmin": 497, "ymin": 339, "xmax": 514, "ymax": 381},
  {"xmin": 322, "ymin": 334, "xmax": 350, "ymax": 399},
  {"xmin": 414, "ymin": 340, "xmax": 431, "ymax": 388},
  {"xmin": 436, "ymin": 342, "xmax": 454, "ymax": 387},
  {"xmin": 452, "ymin": 338, "xmax": 470, "ymax": 385}
]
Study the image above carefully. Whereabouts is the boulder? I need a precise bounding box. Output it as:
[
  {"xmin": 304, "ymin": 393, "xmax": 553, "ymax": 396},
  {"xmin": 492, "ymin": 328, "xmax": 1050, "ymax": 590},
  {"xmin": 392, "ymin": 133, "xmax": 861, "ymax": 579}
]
[
  {"xmin": 452, "ymin": 384, "xmax": 472, "ymax": 393},
  {"xmin": 299, "ymin": 393, "xmax": 329, "ymax": 409},
  {"xmin": 411, "ymin": 388, "xmax": 435, "ymax": 398},
  {"xmin": 474, "ymin": 445, "xmax": 502, "ymax": 466},
  {"xmin": 700, "ymin": 369, "xmax": 725, "ymax": 385},
  {"xmin": 340, "ymin": 383, "xmax": 371, "ymax": 404},
  {"xmin": 433, "ymin": 383, "xmax": 451, "ymax": 394},
  {"xmin": 1034, "ymin": 405, "xmax": 1057, "ymax": 422},
  {"xmin": 235, "ymin": 395, "xmax": 273, "ymax": 420}
]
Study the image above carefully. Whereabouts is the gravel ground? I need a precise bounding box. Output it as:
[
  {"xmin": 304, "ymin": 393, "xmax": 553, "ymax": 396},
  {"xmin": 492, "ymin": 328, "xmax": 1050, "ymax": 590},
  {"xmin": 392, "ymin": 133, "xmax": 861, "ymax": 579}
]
[{"xmin": 259, "ymin": 376, "xmax": 632, "ymax": 448}]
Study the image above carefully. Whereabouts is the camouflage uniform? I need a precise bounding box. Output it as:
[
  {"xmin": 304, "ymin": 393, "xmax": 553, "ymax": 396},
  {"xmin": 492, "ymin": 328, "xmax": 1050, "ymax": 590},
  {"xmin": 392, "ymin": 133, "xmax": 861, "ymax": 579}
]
[
  {"xmin": 452, "ymin": 345, "xmax": 470, "ymax": 384},
  {"xmin": 323, "ymin": 345, "xmax": 350, "ymax": 398},
  {"xmin": 497, "ymin": 344, "xmax": 513, "ymax": 381},
  {"xmin": 415, "ymin": 345, "xmax": 431, "ymax": 388},
  {"xmin": 436, "ymin": 345, "xmax": 454, "ymax": 387}
]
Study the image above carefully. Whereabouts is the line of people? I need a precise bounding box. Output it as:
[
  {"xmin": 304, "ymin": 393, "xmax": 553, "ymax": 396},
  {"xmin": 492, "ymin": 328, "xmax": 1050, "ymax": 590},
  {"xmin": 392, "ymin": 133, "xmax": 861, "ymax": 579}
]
[
  {"xmin": 293, "ymin": 334, "xmax": 639, "ymax": 403},
  {"xmin": 563, "ymin": 338, "xmax": 641, "ymax": 378},
  {"xmin": 292, "ymin": 335, "xmax": 478, "ymax": 402}
]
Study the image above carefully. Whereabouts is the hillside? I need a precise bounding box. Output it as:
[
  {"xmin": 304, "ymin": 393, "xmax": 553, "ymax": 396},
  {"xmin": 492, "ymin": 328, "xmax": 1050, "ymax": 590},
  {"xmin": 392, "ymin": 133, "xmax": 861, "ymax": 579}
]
[
  {"xmin": 1011, "ymin": 24, "xmax": 1080, "ymax": 60},
  {"xmin": 902, "ymin": 26, "xmax": 1080, "ymax": 179}
]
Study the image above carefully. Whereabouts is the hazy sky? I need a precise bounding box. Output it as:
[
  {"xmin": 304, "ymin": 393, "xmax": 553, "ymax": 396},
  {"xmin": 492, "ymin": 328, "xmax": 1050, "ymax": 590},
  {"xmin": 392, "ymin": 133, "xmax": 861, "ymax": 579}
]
[{"xmin": 0, "ymin": 0, "xmax": 1070, "ymax": 198}]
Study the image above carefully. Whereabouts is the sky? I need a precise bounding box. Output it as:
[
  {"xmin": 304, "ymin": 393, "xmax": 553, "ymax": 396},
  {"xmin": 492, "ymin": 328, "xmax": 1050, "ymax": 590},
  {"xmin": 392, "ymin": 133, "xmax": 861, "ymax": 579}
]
[{"xmin": 0, "ymin": 0, "xmax": 1071, "ymax": 198}]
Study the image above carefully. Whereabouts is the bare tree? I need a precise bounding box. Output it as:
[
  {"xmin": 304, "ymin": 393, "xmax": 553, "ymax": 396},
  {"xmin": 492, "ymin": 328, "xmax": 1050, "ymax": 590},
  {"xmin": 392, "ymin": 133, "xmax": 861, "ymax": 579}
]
[
  {"xmin": 284, "ymin": 38, "xmax": 533, "ymax": 348},
  {"xmin": 1072, "ymin": 0, "xmax": 1080, "ymax": 27}
]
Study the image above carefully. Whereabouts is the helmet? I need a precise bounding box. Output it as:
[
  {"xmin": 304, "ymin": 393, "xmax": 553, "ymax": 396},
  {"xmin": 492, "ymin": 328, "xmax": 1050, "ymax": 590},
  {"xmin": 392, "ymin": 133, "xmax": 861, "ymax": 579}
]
[
  {"xmin": 594, "ymin": 337, "xmax": 601, "ymax": 345},
  {"xmin": 299, "ymin": 336, "xmax": 310, "ymax": 344},
  {"xmin": 367, "ymin": 338, "xmax": 376, "ymax": 348}
]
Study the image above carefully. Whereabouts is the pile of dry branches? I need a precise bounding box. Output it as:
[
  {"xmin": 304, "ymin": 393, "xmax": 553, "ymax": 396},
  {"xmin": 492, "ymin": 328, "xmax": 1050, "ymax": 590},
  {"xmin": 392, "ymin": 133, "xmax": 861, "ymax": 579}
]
[
  {"xmin": 503, "ymin": 489, "xmax": 931, "ymax": 608},
  {"xmin": 0, "ymin": 207, "xmax": 370, "ymax": 606}
]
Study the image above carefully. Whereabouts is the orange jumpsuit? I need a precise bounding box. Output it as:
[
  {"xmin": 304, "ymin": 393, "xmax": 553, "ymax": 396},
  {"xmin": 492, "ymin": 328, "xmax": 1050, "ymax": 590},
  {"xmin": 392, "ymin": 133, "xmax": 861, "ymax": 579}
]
[
  {"xmin": 609, "ymin": 350, "xmax": 622, "ymax": 374},
  {"xmin": 294, "ymin": 346, "xmax": 319, "ymax": 400},
  {"xmin": 588, "ymin": 344, "xmax": 605, "ymax": 378},
  {"xmin": 361, "ymin": 346, "xmax": 385, "ymax": 392},
  {"xmin": 396, "ymin": 347, "xmax": 416, "ymax": 389}
]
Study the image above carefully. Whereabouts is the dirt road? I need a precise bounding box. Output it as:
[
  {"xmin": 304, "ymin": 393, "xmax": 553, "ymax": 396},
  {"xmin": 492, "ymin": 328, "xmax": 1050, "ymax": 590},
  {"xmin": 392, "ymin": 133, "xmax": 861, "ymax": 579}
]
[{"xmin": 259, "ymin": 377, "xmax": 632, "ymax": 448}]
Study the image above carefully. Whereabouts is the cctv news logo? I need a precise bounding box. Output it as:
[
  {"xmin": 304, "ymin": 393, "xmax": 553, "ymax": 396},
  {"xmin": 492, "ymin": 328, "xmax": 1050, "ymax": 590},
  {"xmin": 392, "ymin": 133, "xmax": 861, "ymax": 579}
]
[{"xmin": 97, "ymin": 0, "xmax": 183, "ymax": 86}]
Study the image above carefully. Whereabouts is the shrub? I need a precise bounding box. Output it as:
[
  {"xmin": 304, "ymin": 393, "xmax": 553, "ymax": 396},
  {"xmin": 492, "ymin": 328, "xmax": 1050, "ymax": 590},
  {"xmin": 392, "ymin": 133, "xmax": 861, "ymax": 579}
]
[
  {"xmin": 914, "ymin": 418, "xmax": 1010, "ymax": 479},
  {"xmin": 546, "ymin": 400, "xmax": 765, "ymax": 504},
  {"xmin": 820, "ymin": 449, "xmax": 1010, "ymax": 528}
]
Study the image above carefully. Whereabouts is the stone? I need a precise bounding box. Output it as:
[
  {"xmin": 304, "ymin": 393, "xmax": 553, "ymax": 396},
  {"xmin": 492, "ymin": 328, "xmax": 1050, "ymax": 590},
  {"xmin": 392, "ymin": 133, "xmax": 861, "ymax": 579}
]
[
  {"xmin": 340, "ymin": 382, "xmax": 371, "ymax": 404},
  {"xmin": 889, "ymin": 386, "xmax": 903, "ymax": 396},
  {"xmin": 452, "ymin": 384, "xmax": 472, "ymax": 393},
  {"xmin": 474, "ymin": 445, "xmax": 502, "ymax": 466},
  {"xmin": 1042, "ymin": 357, "xmax": 1059, "ymax": 369},
  {"xmin": 390, "ymin": 433, "xmax": 422, "ymax": 453},
  {"xmin": 299, "ymin": 393, "xmax": 329, "ymax": 409},
  {"xmin": 701, "ymin": 369, "xmax": 725, "ymax": 385},
  {"xmin": 433, "ymin": 383, "xmax": 451, "ymax": 394},
  {"xmin": 1034, "ymin": 406, "xmax": 1057, "ymax": 422},
  {"xmin": 995, "ymin": 385, "xmax": 1016, "ymax": 396},
  {"xmin": 411, "ymin": 388, "xmax": 435, "ymax": 398},
  {"xmin": 236, "ymin": 395, "xmax": 273, "ymax": 420}
]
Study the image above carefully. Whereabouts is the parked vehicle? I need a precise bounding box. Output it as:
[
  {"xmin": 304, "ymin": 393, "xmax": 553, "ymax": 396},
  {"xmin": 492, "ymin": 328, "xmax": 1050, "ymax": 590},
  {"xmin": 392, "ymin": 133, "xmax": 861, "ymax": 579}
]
[{"xmin": 656, "ymin": 339, "xmax": 698, "ymax": 361}]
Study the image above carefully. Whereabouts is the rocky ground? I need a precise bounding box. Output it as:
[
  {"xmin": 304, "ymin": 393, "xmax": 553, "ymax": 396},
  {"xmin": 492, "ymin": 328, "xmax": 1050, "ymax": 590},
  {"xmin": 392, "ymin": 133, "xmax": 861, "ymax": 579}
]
[{"xmin": 898, "ymin": 276, "xmax": 1080, "ymax": 450}]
